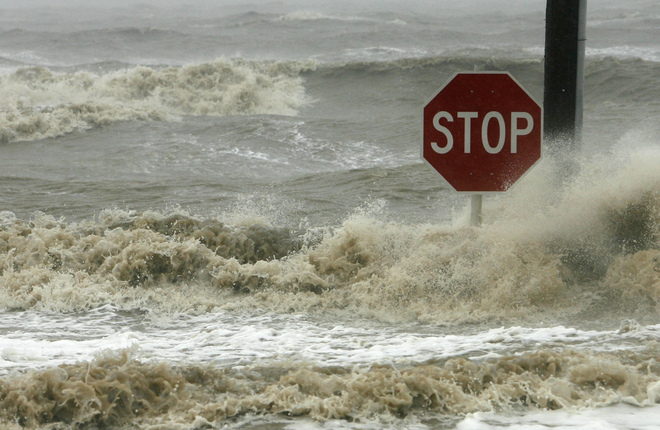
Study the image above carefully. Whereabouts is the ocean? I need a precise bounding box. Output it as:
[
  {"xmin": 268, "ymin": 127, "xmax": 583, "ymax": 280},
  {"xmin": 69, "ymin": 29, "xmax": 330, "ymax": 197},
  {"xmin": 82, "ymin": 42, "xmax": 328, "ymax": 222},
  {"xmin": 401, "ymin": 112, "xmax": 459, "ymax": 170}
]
[{"xmin": 0, "ymin": 0, "xmax": 659, "ymax": 428}]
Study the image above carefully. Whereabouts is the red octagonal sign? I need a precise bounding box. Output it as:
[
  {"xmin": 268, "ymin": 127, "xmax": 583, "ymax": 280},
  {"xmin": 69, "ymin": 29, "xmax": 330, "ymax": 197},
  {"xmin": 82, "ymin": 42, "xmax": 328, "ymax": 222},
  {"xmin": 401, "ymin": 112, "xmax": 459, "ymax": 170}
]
[{"xmin": 423, "ymin": 72, "xmax": 542, "ymax": 192}]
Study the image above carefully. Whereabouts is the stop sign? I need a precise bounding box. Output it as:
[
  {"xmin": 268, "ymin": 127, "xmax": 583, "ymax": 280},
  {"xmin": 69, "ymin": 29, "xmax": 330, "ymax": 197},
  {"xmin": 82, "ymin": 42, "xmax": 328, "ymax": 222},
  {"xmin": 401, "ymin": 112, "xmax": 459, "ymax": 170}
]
[{"xmin": 423, "ymin": 72, "xmax": 542, "ymax": 192}]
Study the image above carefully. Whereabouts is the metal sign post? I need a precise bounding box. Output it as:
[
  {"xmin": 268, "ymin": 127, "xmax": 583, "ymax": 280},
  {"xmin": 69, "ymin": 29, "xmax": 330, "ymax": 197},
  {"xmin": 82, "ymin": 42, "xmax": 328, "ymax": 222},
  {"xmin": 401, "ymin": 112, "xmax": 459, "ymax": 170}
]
[
  {"xmin": 544, "ymin": 0, "xmax": 587, "ymax": 144},
  {"xmin": 471, "ymin": 194, "xmax": 483, "ymax": 226}
]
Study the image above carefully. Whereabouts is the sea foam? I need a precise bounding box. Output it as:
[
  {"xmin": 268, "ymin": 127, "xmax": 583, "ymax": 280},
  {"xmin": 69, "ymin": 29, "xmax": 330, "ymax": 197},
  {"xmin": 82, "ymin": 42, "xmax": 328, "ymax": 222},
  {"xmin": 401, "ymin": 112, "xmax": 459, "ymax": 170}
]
[{"xmin": 0, "ymin": 59, "xmax": 313, "ymax": 143}]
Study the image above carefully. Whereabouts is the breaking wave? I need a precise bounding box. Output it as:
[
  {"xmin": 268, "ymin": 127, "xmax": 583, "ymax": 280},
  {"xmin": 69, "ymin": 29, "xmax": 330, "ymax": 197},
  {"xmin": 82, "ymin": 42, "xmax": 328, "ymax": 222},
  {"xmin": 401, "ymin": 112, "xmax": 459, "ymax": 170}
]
[
  {"xmin": 0, "ymin": 59, "xmax": 313, "ymax": 143},
  {"xmin": 2, "ymin": 54, "xmax": 659, "ymax": 144},
  {"xmin": 0, "ymin": 143, "xmax": 657, "ymax": 323},
  {"xmin": 1, "ymin": 347, "xmax": 659, "ymax": 429},
  {"xmin": 277, "ymin": 11, "xmax": 379, "ymax": 23}
]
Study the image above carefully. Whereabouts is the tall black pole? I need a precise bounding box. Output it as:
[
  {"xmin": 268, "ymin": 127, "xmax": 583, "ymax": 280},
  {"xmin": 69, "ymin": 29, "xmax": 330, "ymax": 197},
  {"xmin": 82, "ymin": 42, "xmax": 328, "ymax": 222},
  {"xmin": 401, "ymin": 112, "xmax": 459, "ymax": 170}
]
[{"xmin": 544, "ymin": 0, "xmax": 587, "ymax": 145}]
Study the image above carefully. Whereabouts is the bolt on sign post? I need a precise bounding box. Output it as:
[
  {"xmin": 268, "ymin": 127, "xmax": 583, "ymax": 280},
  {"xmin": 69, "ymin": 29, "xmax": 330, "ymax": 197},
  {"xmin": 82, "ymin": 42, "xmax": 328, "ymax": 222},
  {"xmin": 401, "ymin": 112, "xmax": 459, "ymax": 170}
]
[{"xmin": 422, "ymin": 72, "xmax": 542, "ymax": 226}]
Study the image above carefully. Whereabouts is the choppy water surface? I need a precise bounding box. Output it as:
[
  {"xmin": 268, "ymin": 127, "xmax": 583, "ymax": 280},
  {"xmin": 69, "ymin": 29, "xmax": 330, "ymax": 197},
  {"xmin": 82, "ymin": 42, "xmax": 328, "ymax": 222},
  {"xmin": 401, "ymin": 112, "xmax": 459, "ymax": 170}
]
[{"xmin": 0, "ymin": 1, "xmax": 659, "ymax": 429}]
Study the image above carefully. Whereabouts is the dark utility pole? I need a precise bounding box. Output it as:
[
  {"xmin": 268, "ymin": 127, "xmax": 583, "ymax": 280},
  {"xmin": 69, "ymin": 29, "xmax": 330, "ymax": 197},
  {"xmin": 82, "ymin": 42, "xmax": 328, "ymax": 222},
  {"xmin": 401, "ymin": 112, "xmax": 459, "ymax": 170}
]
[{"xmin": 543, "ymin": 0, "xmax": 587, "ymax": 144}]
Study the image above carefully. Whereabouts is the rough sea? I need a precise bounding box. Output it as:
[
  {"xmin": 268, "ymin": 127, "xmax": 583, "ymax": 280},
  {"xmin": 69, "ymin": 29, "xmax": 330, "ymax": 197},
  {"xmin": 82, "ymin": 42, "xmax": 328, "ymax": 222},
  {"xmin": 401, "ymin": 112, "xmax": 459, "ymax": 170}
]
[{"xmin": 0, "ymin": 0, "xmax": 659, "ymax": 428}]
